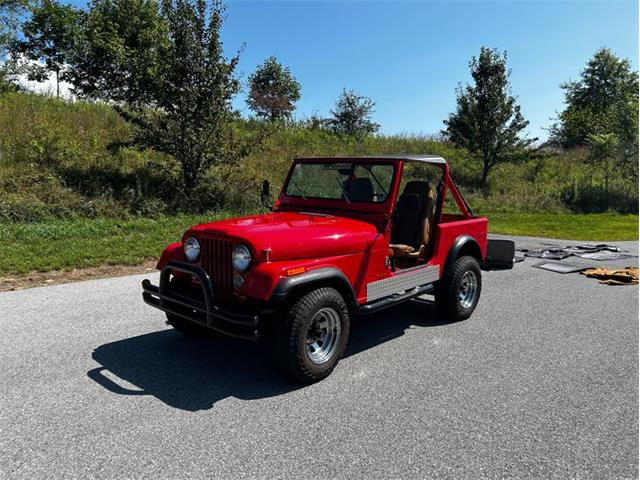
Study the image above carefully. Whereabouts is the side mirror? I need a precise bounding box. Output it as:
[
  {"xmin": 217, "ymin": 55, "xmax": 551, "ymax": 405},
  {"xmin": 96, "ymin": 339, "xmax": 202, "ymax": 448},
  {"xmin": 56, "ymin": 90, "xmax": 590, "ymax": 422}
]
[{"xmin": 260, "ymin": 180, "xmax": 273, "ymax": 211}]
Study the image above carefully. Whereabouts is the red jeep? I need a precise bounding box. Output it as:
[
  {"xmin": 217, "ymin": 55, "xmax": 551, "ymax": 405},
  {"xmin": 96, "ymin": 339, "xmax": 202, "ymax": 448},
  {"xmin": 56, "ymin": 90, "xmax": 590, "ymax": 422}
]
[{"xmin": 142, "ymin": 156, "xmax": 488, "ymax": 382}]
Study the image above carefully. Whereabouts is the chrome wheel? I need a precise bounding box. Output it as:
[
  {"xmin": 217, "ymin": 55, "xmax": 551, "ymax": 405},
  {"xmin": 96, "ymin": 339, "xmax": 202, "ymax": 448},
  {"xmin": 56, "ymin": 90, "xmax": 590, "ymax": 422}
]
[
  {"xmin": 458, "ymin": 270, "xmax": 478, "ymax": 309},
  {"xmin": 306, "ymin": 307, "xmax": 341, "ymax": 364}
]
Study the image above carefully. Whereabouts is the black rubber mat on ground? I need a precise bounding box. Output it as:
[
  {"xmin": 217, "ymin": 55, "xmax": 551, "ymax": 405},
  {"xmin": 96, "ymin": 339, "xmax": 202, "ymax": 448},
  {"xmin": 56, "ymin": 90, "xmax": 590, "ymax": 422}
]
[{"xmin": 532, "ymin": 261, "xmax": 593, "ymax": 274}]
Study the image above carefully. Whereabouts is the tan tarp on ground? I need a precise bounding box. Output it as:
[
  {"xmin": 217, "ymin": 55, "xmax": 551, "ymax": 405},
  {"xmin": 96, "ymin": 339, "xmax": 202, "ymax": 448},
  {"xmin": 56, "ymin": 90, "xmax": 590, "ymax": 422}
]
[{"xmin": 581, "ymin": 267, "xmax": 639, "ymax": 286}]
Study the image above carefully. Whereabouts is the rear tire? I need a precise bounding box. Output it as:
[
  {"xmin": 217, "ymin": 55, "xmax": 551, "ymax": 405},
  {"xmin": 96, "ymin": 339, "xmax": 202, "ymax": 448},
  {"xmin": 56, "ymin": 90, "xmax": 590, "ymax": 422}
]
[
  {"xmin": 435, "ymin": 255, "xmax": 482, "ymax": 321},
  {"xmin": 276, "ymin": 287, "xmax": 350, "ymax": 383}
]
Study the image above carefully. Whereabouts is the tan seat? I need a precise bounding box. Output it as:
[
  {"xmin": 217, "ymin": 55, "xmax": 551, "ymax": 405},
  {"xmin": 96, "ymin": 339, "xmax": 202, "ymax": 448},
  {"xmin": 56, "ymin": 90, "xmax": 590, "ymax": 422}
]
[
  {"xmin": 388, "ymin": 243, "xmax": 426, "ymax": 259},
  {"xmin": 388, "ymin": 181, "xmax": 436, "ymax": 260}
]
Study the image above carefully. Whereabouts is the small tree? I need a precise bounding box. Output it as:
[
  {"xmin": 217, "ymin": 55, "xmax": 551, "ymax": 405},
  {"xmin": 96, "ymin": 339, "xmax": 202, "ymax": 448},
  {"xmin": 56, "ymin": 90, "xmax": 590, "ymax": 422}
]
[
  {"xmin": 122, "ymin": 0, "xmax": 247, "ymax": 201},
  {"xmin": 13, "ymin": 0, "xmax": 82, "ymax": 97},
  {"xmin": 67, "ymin": 0, "xmax": 168, "ymax": 105},
  {"xmin": 550, "ymin": 48, "xmax": 638, "ymax": 161},
  {"xmin": 443, "ymin": 47, "xmax": 536, "ymax": 186},
  {"xmin": 246, "ymin": 56, "xmax": 300, "ymax": 121},
  {"xmin": 328, "ymin": 88, "xmax": 379, "ymax": 137}
]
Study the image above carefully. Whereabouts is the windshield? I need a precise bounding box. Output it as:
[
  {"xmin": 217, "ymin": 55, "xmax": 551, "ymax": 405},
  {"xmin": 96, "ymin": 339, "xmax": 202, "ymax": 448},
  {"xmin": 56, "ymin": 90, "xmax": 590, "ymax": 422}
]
[{"xmin": 285, "ymin": 162, "xmax": 395, "ymax": 203}]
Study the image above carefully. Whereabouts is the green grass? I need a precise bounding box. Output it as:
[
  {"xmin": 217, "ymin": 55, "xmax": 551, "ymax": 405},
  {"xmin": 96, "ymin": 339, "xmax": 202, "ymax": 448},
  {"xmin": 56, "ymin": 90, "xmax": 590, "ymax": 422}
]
[
  {"xmin": 0, "ymin": 93, "xmax": 636, "ymax": 278},
  {"xmin": 488, "ymin": 212, "xmax": 638, "ymax": 241},
  {"xmin": 1, "ymin": 92, "xmax": 638, "ymax": 222},
  {"xmin": 0, "ymin": 214, "xmax": 218, "ymax": 275},
  {"xmin": 0, "ymin": 212, "xmax": 636, "ymax": 277}
]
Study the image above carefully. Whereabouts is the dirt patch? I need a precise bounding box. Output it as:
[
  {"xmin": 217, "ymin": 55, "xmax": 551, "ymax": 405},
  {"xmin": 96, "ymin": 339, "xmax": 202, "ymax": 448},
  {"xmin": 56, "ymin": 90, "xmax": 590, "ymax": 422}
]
[{"xmin": 0, "ymin": 261, "xmax": 158, "ymax": 292}]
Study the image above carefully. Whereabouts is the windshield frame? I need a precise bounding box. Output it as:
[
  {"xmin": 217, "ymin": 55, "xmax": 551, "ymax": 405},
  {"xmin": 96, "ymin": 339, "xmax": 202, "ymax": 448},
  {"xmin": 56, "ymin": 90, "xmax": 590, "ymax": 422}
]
[
  {"xmin": 276, "ymin": 158, "xmax": 404, "ymax": 217},
  {"xmin": 282, "ymin": 160, "xmax": 397, "ymax": 204}
]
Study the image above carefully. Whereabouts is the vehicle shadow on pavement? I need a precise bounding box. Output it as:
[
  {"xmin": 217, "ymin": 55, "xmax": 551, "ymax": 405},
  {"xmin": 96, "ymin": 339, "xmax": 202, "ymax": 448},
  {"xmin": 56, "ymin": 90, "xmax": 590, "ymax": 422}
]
[{"xmin": 88, "ymin": 298, "xmax": 451, "ymax": 411}]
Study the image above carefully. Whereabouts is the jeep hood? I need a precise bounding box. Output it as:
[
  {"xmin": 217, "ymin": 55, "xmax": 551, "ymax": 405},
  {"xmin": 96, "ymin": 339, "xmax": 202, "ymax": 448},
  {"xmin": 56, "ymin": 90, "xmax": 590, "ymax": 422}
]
[{"xmin": 189, "ymin": 211, "xmax": 378, "ymax": 261}]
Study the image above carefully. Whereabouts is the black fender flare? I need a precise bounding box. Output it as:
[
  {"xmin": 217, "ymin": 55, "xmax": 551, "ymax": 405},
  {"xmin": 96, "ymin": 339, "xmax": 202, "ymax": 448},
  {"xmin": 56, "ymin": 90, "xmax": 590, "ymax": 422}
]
[
  {"xmin": 442, "ymin": 235, "xmax": 482, "ymax": 279},
  {"xmin": 270, "ymin": 267, "xmax": 357, "ymax": 306}
]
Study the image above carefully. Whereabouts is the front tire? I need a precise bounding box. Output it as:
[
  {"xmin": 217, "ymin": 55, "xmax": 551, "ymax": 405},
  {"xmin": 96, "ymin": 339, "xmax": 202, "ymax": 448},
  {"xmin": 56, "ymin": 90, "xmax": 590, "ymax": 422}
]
[
  {"xmin": 277, "ymin": 287, "xmax": 350, "ymax": 383},
  {"xmin": 164, "ymin": 277, "xmax": 212, "ymax": 337},
  {"xmin": 166, "ymin": 313, "xmax": 211, "ymax": 337},
  {"xmin": 435, "ymin": 255, "xmax": 482, "ymax": 321}
]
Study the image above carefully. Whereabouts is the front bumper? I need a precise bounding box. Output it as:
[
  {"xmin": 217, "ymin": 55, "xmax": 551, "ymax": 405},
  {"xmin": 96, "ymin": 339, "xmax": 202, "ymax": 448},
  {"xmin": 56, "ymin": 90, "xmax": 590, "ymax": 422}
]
[{"xmin": 141, "ymin": 261, "xmax": 261, "ymax": 341}]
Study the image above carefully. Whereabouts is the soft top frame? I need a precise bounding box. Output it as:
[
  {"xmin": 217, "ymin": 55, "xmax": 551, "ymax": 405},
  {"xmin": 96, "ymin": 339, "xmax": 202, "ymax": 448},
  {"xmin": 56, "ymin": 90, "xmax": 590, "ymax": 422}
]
[{"xmin": 293, "ymin": 155, "xmax": 447, "ymax": 165}]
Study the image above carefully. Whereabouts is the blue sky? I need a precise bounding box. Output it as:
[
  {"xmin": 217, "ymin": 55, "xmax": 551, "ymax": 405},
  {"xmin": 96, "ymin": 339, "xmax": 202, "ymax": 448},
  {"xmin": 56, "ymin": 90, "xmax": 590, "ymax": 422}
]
[{"xmin": 65, "ymin": 0, "xmax": 639, "ymax": 140}]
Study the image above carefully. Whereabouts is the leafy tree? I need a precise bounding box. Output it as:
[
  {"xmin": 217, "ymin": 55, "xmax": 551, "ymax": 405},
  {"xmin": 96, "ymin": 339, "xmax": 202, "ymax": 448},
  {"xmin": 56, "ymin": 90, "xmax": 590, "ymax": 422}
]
[
  {"xmin": 246, "ymin": 56, "xmax": 300, "ymax": 121},
  {"xmin": 0, "ymin": 0, "xmax": 29, "ymax": 53},
  {"xmin": 0, "ymin": 57, "xmax": 20, "ymax": 94},
  {"xmin": 586, "ymin": 132, "xmax": 618, "ymax": 194},
  {"xmin": 13, "ymin": 0, "xmax": 82, "ymax": 97},
  {"xmin": 443, "ymin": 47, "xmax": 536, "ymax": 186},
  {"xmin": 328, "ymin": 88, "xmax": 379, "ymax": 137},
  {"xmin": 121, "ymin": 0, "xmax": 248, "ymax": 202},
  {"xmin": 550, "ymin": 48, "xmax": 638, "ymax": 158},
  {"xmin": 0, "ymin": 0, "xmax": 31, "ymax": 92},
  {"xmin": 67, "ymin": 0, "xmax": 168, "ymax": 105}
]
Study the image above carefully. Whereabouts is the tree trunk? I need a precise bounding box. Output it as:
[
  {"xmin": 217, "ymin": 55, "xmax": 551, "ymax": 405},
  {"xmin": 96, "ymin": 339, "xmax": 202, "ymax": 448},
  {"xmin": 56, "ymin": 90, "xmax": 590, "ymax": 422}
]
[
  {"xmin": 182, "ymin": 169, "xmax": 196, "ymax": 202},
  {"xmin": 481, "ymin": 160, "xmax": 491, "ymax": 186},
  {"xmin": 55, "ymin": 69, "xmax": 59, "ymax": 98}
]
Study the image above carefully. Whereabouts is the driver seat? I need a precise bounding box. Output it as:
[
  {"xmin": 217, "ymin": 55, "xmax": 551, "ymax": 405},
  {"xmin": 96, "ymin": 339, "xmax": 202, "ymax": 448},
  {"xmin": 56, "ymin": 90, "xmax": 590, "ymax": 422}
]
[
  {"xmin": 344, "ymin": 177, "xmax": 374, "ymax": 202},
  {"xmin": 388, "ymin": 181, "xmax": 436, "ymax": 260}
]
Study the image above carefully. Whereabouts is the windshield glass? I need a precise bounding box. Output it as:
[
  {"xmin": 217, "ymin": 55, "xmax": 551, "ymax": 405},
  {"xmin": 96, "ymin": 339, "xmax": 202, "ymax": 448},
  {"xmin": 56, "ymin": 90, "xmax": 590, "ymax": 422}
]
[{"xmin": 285, "ymin": 162, "xmax": 395, "ymax": 203}]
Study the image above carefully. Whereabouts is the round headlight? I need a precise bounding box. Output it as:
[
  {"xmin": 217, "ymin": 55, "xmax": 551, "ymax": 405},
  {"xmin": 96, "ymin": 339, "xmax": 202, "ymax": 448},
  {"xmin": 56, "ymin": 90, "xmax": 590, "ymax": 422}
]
[
  {"xmin": 183, "ymin": 236, "xmax": 200, "ymax": 262},
  {"xmin": 232, "ymin": 244, "xmax": 252, "ymax": 272}
]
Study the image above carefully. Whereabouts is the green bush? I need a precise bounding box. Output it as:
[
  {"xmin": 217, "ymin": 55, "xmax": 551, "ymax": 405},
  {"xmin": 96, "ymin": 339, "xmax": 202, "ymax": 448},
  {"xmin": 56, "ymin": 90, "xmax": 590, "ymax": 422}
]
[
  {"xmin": 0, "ymin": 92, "xmax": 638, "ymax": 221},
  {"xmin": 561, "ymin": 182, "xmax": 638, "ymax": 214}
]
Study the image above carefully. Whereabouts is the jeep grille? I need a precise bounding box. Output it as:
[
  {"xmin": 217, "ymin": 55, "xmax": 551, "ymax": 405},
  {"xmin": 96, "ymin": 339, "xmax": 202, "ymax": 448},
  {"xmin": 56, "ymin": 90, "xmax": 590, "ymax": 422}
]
[{"xmin": 201, "ymin": 237, "xmax": 234, "ymax": 300}]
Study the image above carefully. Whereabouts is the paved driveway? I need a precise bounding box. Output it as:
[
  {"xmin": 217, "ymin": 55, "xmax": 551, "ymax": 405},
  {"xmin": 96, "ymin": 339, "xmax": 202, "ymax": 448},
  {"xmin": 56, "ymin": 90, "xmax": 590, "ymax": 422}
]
[{"xmin": 1, "ymin": 236, "xmax": 637, "ymax": 479}]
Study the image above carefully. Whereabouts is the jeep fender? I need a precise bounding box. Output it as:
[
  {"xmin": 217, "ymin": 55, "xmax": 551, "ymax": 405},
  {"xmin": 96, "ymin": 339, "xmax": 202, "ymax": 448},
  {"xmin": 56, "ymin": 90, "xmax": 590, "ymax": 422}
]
[
  {"xmin": 442, "ymin": 235, "xmax": 482, "ymax": 278},
  {"xmin": 156, "ymin": 242, "xmax": 185, "ymax": 270},
  {"xmin": 270, "ymin": 267, "xmax": 357, "ymax": 307}
]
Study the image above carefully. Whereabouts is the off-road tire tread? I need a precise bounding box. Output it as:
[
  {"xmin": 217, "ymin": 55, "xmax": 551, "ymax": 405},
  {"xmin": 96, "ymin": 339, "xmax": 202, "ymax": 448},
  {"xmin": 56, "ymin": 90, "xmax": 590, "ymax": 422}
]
[
  {"xmin": 164, "ymin": 277, "xmax": 213, "ymax": 337},
  {"xmin": 435, "ymin": 255, "xmax": 481, "ymax": 321},
  {"xmin": 277, "ymin": 287, "xmax": 350, "ymax": 383}
]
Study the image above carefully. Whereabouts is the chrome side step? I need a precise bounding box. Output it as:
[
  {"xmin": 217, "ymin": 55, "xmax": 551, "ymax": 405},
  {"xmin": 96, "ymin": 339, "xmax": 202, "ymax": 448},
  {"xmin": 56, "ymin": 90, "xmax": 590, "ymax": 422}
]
[{"xmin": 358, "ymin": 283, "xmax": 434, "ymax": 315}]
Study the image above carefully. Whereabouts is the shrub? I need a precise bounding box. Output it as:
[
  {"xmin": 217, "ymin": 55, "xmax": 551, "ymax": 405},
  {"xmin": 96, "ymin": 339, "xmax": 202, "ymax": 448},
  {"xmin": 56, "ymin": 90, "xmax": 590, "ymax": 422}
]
[
  {"xmin": 0, "ymin": 92, "xmax": 637, "ymax": 221},
  {"xmin": 561, "ymin": 181, "xmax": 638, "ymax": 214}
]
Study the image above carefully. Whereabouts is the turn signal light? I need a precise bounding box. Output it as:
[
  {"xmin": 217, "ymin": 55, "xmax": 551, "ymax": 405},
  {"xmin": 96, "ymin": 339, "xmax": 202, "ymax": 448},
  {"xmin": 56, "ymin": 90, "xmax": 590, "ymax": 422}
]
[{"xmin": 286, "ymin": 267, "xmax": 306, "ymax": 276}]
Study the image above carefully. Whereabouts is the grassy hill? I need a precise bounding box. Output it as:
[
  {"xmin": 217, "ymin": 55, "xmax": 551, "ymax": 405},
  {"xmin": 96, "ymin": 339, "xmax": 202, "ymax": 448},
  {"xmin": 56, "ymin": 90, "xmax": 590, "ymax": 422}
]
[
  {"xmin": 0, "ymin": 92, "xmax": 637, "ymax": 276},
  {"xmin": 2, "ymin": 92, "xmax": 638, "ymax": 221}
]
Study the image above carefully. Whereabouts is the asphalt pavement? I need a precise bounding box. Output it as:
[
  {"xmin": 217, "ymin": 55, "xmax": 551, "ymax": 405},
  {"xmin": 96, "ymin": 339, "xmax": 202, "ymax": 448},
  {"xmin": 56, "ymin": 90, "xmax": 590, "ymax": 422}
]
[{"xmin": 1, "ymin": 236, "xmax": 638, "ymax": 479}]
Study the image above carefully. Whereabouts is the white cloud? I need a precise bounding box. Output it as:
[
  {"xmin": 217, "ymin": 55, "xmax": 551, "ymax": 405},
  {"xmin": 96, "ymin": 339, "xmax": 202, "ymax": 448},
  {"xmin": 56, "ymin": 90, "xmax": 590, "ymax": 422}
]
[
  {"xmin": 17, "ymin": 68, "xmax": 75, "ymax": 99},
  {"xmin": 4, "ymin": 54, "xmax": 75, "ymax": 99}
]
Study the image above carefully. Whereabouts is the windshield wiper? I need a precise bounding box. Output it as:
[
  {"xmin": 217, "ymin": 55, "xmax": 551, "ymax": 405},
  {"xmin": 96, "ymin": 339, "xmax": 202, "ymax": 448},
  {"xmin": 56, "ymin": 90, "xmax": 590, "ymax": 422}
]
[
  {"xmin": 368, "ymin": 170, "xmax": 388, "ymax": 198},
  {"xmin": 335, "ymin": 178, "xmax": 351, "ymax": 203}
]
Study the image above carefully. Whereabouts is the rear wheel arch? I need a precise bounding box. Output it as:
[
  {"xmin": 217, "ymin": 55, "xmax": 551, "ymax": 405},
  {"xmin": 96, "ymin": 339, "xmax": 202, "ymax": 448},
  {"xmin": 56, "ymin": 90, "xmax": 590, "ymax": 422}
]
[{"xmin": 442, "ymin": 235, "xmax": 482, "ymax": 276}]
